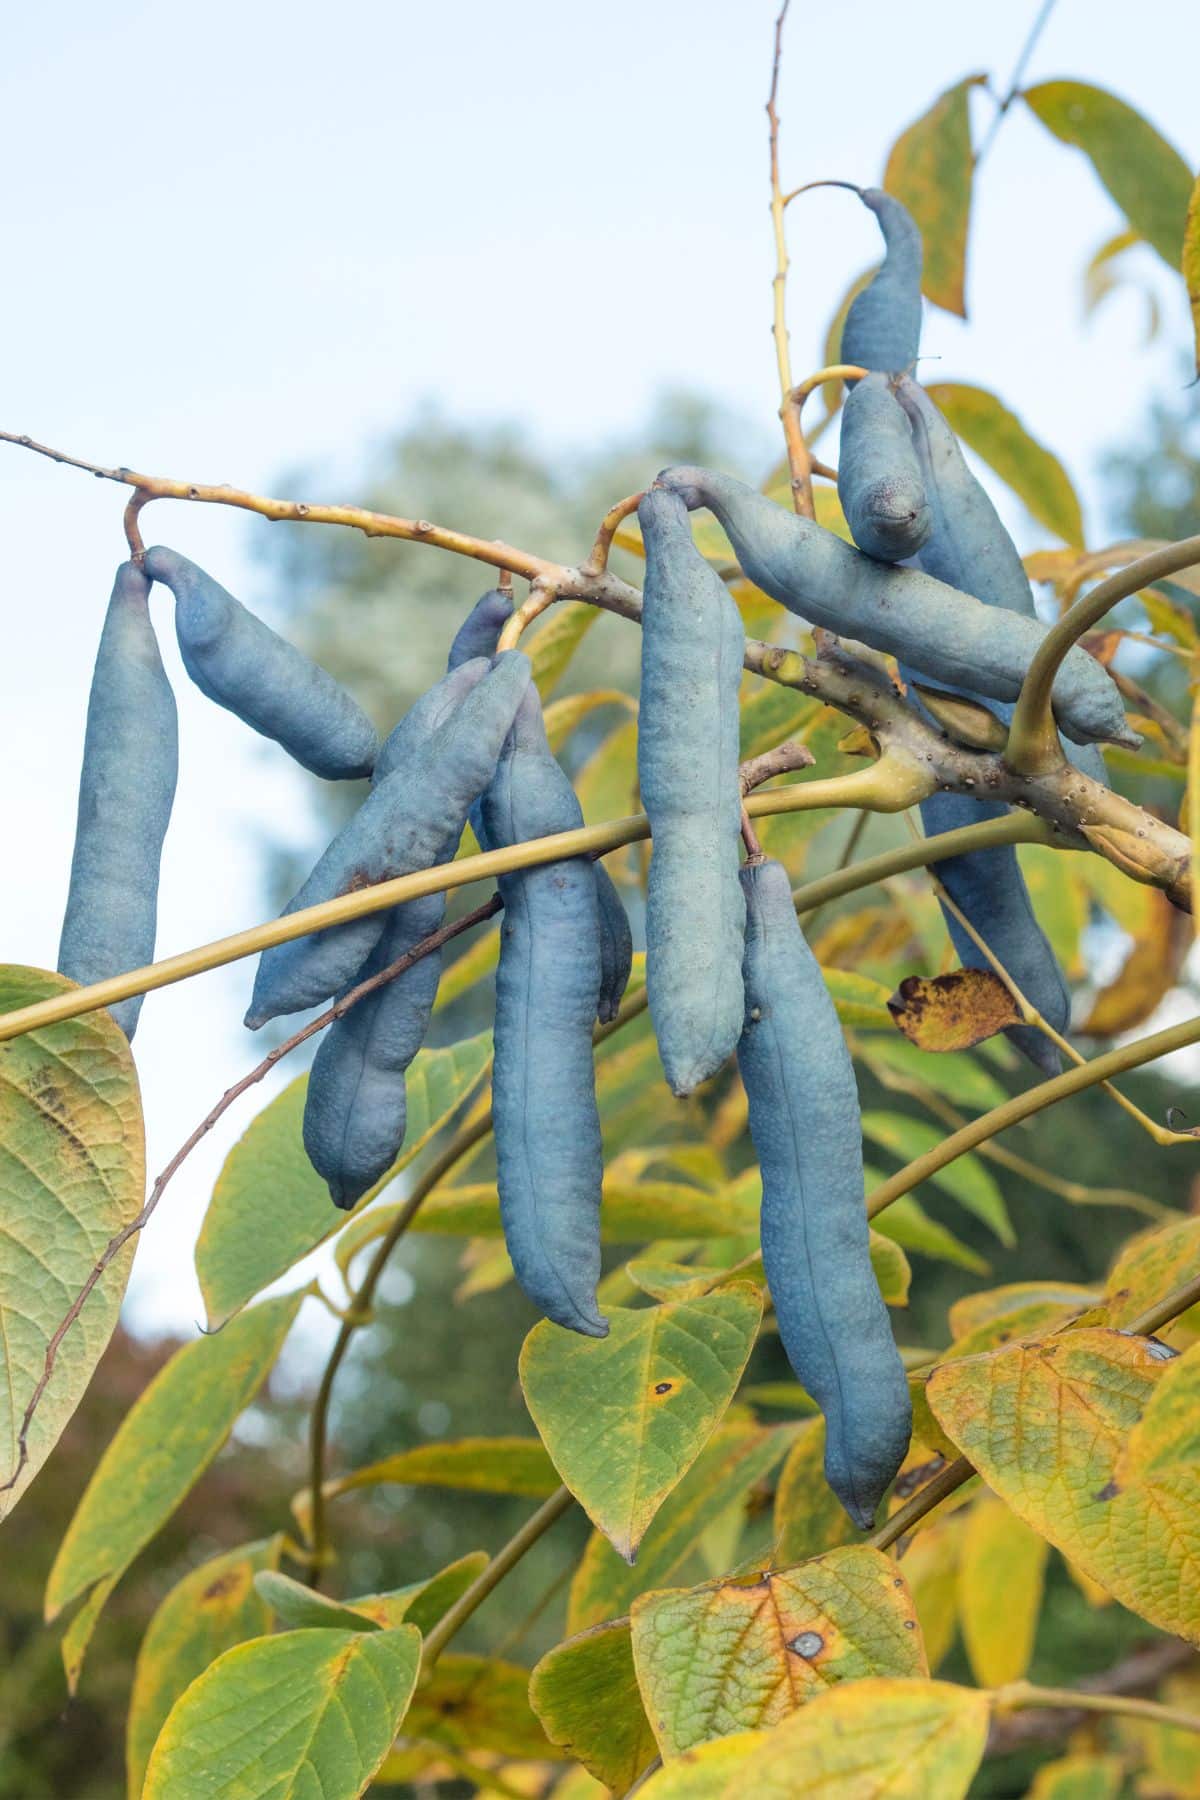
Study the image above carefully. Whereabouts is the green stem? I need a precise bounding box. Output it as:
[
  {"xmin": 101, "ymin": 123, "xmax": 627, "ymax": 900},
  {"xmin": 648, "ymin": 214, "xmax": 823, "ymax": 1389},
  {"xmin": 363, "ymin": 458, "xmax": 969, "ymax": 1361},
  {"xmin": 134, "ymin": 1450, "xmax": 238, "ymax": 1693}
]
[
  {"xmin": 792, "ymin": 812, "xmax": 1054, "ymax": 915},
  {"xmin": 866, "ymin": 1010, "xmax": 1200, "ymax": 1220},
  {"xmin": 1007, "ymin": 533, "xmax": 1200, "ymax": 774},
  {"xmin": 419, "ymin": 1485, "xmax": 576, "ymax": 1672},
  {"xmin": 993, "ymin": 1678, "xmax": 1200, "ymax": 1735}
]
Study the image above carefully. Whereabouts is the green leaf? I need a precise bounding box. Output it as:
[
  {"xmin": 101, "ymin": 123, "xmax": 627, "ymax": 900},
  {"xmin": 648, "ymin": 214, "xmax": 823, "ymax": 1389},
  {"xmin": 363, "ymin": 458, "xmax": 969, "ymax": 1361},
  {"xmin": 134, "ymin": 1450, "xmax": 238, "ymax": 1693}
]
[
  {"xmin": 924, "ymin": 383, "xmax": 1084, "ymax": 546},
  {"xmin": 401, "ymin": 1173, "xmax": 757, "ymax": 1246},
  {"xmin": 821, "ymin": 967, "xmax": 893, "ymax": 1031},
  {"xmin": 1022, "ymin": 81, "xmax": 1193, "ymax": 267},
  {"xmin": 857, "ymin": 1034, "xmax": 1007, "ymax": 1112},
  {"xmin": 126, "ymin": 1537, "xmax": 282, "ymax": 1800},
  {"xmin": 863, "ymin": 1112, "xmax": 1013, "ymax": 1244},
  {"xmin": 46, "ymin": 1289, "xmax": 305, "ymax": 1688},
  {"xmin": 1026, "ymin": 1755, "xmax": 1125, "ymax": 1800},
  {"xmin": 255, "ymin": 1570, "xmax": 381, "ymax": 1632},
  {"xmin": 0, "ymin": 966, "xmax": 144, "ymax": 1519},
  {"xmin": 738, "ymin": 678, "xmax": 822, "ymax": 760},
  {"xmin": 630, "ymin": 1547, "xmax": 927, "ymax": 1756},
  {"xmin": 528, "ymin": 601, "xmax": 601, "ymax": 697},
  {"xmin": 365, "ymin": 1551, "xmax": 488, "ymax": 1635},
  {"xmin": 403, "ymin": 1653, "xmax": 559, "ymax": 1760},
  {"xmin": 522, "ymin": 1289, "xmax": 763, "ymax": 1560},
  {"xmin": 568, "ymin": 1422, "xmax": 798, "ymax": 1633},
  {"xmin": 634, "ymin": 1677, "xmax": 989, "ymax": 1799},
  {"xmin": 530, "ymin": 1619, "xmax": 658, "ymax": 1792},
  {"xmin": 142, "ymin": 1625, "xmax": 421, "ymax": 1799},
  {"xmin": 1186, "ymin": 175, "xmax": 1200, "ymax": 378},
  {"xmin": 197, "ymin": 1030, "xmax": 491, "ymax": 1326},
  {"xmin": 319, "ymin": 1435, "xmax": 560, "ymax": 1505},
  {"xmin": 774, "ymin": 1418, "xmax": 863, "ymax": 1565},
  {"xmin": 871, "ymin": 1193, "xmax": 989, "ymax": 1274},
  {"xmin": 884, "ymin": 76, "xmax": 985, "ymax": 316}
]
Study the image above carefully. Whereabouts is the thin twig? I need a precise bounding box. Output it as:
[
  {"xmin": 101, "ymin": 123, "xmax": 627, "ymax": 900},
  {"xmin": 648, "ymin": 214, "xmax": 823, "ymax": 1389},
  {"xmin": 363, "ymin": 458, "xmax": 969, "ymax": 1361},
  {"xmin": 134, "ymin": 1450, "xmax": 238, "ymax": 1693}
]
[
  {"xmin": 418, "ymin": 1485, "xmax": 577, "ymax": 1671},
  {"xmin": 0, "ymin": 892, "xmax": 500, "ymax": 1502},
  {"xmin": 739, "ymin": 739, "xmax": 816, "ymax": 793},
  {"xmin": 975, "ymin": 0, "xmax": 1060, "ymax": 167},
  {"xmin": 985, "ymin": 1641, "xmax": 1193, "ymax": 1755},
  {"xmin": 765, "ymin": 2, "xmax": 814, "ymax": 518}
]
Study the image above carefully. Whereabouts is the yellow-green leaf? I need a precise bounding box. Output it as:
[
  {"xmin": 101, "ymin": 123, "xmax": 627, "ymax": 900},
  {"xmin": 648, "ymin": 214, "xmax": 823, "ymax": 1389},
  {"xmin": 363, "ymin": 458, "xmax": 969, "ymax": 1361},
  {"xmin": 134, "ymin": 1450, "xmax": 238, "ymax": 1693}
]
[
  {"xmin": 46, "ymin": 1289, "xmax": 305, "ymax": 1687},
  {"xmin": 528, "ymin": 601, "xmax": 600, "ymax": 697},
  {"xmin": 351, "ymin": 1551, "xmax": 489, "ymax": 1635},
  {"xmin": 569, "ymin": 1422, "xmax": 797, "ymax": 1633},
  {"xmin": 924, "ymin": 382, "xmax": 1084, "ymax": 546},
  {"xmin": 575, "ymin": 716, "xmax": 641, "ymax": 841},
  {"xmin": 407, "ymin": 1173, "xmax": 758, "ymax": 1246},
  {"xmin": 544, "ymin": 687, "xmax": 635, "ymax": 753},
  {"xmin": 143, "ymin": 1625, "xmax": 421, "ymax": 1799},
  {"xmin": 773, "ymin": 1417, "xmax": 863, "ymax": 1565},
  {"xmin": 895, "ymin": 1516, "xmax": 963, "ymax": 1672},
  {"xmin": 197, "ymin": 1030, "xmax": 490, "ymax": 1326},
  {"xmin": 823, "ymin": 967, "xmax": 894, "ymax": 1031},
  {"xmin": 958, "ymin": 1491, "xmax": 1048, "ymax": 1685},
  {"xmin": 626, "ymin": 1228, "xmax": 909, "ymax": 1310},
  {"xmin": 255, "ymin": 1570, "xmax": 380, "ymax": 1632},
  {"xmin": 432, "ymin": 921, "xmax": 500, "ymax": 1012},
  {"xmin": 318, "ymin": 1435, "xmax": 559, "ymax": 1506},
  {"xmin": 1023, "ymin": 81, "xmax": 1193, "ymax": 267},
  {"xmin": 530, "ymin": 1619, "xmax": 658, "ymax": 1791},
  {"xmin": 872, "ymin": 1194, "xmax": 989, "ymax": 1275},
  {"xmin": 1186, "ymin": 174, "xmax": 1200, "ymax": 378},
  {"xmin": 864, "ymin": 1111, "xmax": 1012, "ymax": 1244},
  {"xmin": 0, "ymin": 966, "xmax": 144, "ymax": 1518},
  {"xmin": 126, "ymin": 1537, "xmax": 282, "ymax": 1800},
  {"xmin": 402, "ymin": 1653, "xmax": 559, "ymax": 1760},
  {"xmin": 948, "ymin": 1282, "xmax": 1100, "ymax": 1341},
  {"xmin": 1026, "ymin": 1752, "xmax": 1125, "ymax": 1799},
  {"xmin": 1105, "ymin": 1214, "xmax": 1200, "ymax": 1333},
  {"xmin": 928, "ymin": 1329, "xmax": 1200, "ymax": 1645},
  {"xmin": 631, "ymin": 1547, "xmax": 926, "ymax": 1756},
  {"xmin": 884, "ymin": 77, "xmax": 985, "ymax": 317},
  {"xmin": 636, "ymin": 1677, "xmax": 988, "ymax": 1798},
  {"xmin": 522, "ymin": 1288, "xmax": 763, "ymax": 1561}
]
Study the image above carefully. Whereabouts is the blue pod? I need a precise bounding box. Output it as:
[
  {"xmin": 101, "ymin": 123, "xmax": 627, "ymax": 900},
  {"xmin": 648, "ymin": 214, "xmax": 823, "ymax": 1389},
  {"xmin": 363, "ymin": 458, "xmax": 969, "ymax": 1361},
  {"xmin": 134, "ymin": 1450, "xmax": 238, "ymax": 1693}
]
[
  {"xmin": 737, "ymin": 857, "xmax": 911, "ymax": 1527},
  {"xmin": 638, "ymin": 486, "xmax": 747, "ymax": 1096},
  {"xmin": 58, "ymin": 562, "xmax": 179, "ymax": 1040},
  {"xmin": 446, "ymin": 589, "xmax": 632, "ymax": 1023},
  {"xmin": 372, "ymin": 659, "xmax": 491, "ymax": 787},
  {"xmin": 655, "ymin": 466, "xmax": 1134, "ymax": 749},
  {"xmin": 838, "ymin": 373, "xmax": 931, "ymax": 562},
  {"xmin": 840, "ymin": 187, "xmax": 923, "ymax": 377},
  {"xmin": 246, "ymin": 651, "xmax": 532, "ymax": 1027},
  {"xmin": 143, "ymin": 546, "xmax": 378, "ymax": 780},
  {"xmin": 302, "ymin": 889, "xmax": 445, "ymax": 1209},
  {"xmin": 482, "ymin": 687, "xmax": 606, "ymax": 1337}
]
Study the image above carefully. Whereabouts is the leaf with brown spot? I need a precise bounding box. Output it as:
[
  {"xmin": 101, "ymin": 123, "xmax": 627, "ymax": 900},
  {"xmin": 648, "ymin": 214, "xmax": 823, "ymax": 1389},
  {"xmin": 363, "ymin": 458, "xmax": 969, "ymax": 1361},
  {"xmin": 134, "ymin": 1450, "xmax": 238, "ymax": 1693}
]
[
  {"xmin": 630, "ymin": 1547, "xmax": 926, "ymax": 1756},
  {"xmin": 928, "ymin": 1329, "xmax": 1200, "ymax": 1644},
  {"xmin": 888, "ymin": 969, "xmax": 1020, "ymax": 1053},
  {"xmin": 884, "ymin": 76, "xmax": 986, "ymax": 316},
  {"xmin": 895, "ymin": 1515, "xmax": 964, "ymax": 1671}
]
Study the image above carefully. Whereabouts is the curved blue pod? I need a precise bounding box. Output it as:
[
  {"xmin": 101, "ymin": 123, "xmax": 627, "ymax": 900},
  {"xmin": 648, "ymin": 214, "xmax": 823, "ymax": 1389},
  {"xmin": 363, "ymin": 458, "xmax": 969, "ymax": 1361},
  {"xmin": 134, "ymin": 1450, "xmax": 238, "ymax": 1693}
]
[
  {"xmin": 246, "ymin": 651, "xmax": 531, "ymax": 1026},
  {"xmin": 838, "ymin": 374, "xmax": 931, "ymax": 562},
  {"xmin": 143, "ymin": 546, "xmax": 378, "ymax": 780},
  {"xmin": 302, "ymin": 889, "xmax": 445, "ymax": 1209},
  {"xmin": 655, "ymin": 466, "xmax": 1134, "ymax": 749},
  {"xmin": 638, "ymin": 486, "xmax": 746, "ymax": 1096},
  {"xmin": 482, "ymin": 687, "xmax": 606, "ymax": 1337},
  {"xmin": 58, "ymin": 562, "xmax": 179, "ymax": 1040},
  {"xmin": 372, "ymin": 659, "xmax": 490, "ymax": 787},
  {"xmin": 840, "ymin": 187, "xmax": 923, "ymax": 377},
  {"xmin": 737, "ymin": 856, "xmax": 911, "ymax": 1528}
]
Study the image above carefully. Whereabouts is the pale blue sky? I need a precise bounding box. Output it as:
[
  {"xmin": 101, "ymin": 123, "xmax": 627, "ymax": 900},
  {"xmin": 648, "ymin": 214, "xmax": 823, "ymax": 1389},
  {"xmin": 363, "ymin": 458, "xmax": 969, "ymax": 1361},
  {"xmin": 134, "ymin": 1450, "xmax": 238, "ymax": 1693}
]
[{"xmin": 1, "ymin": 0, "xmax": 1195, "ymax": 1335}]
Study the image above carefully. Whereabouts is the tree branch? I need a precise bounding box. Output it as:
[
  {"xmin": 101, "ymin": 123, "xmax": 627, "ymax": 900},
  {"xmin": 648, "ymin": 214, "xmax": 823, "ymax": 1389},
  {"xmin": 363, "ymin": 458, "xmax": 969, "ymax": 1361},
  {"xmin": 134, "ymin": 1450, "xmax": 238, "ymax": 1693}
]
[{"xmin": 984, "ymin": 1642, "xmax": 1194, "ymax": 1754}]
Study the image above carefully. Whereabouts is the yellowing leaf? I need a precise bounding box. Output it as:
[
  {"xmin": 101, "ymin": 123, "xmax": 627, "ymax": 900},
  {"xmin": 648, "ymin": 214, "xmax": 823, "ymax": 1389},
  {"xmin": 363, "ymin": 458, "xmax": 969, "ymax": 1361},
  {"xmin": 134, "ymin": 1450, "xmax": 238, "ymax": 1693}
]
[
  {"xmin": 543, "ymin": 687, "xmax": 634, "ymax": 753},
  {"xmin": 631, "ymin": 1547, "xmax": 926, "ymax": 1755},
  {"xmin": 948, "ymin": 1282, "xmax": 1100, "ymax": 1341},
  {"xmin": 255, "ymin": 1570, "xmax": 379, "ymax": 1633},
  {"xmin": 0, "ymin": 966, "xmax": 144, "ymax": 1518},
  {"xmin": 924, "ymin": 383, "xmax": 1085, "ymax": 546},
  {"xmin": 530, "ymin": 1619, "xmax": 657, "ymax": 1791},
  {"xmin": 575, "ymin": 716, "xmax": 641, "ymax": 849},
  {"xmin": 958, "ymin": 1491, "xmax": 1048, "ymax": 1685},
  {"xmin": 142, "ymin": 1625, "xmax": 421, "ymax": 1799},
  {"xmin": 569, "ymin": 1422, "xmax": 797, "ymax": 1633},
  {"xmin": 1105, "ymin": 1214, "xmax": 1200, "ymax": 1334},
  {"xmin": 317, "ymin": 1436, "xmax": 559, "ymax": 1506},
  {"xmin": 1082, "ymin": 886, "xmax": 1192, "ymax": 1038},
  {"xmin": 1022, "ymin": 81, "xmax": 1193, "ymax": 267},
  {"xmin": 1114, "ymin": 1666, "xmax": 1200, "ymax": 1796},
  {"xmin": 636, "ymin": 1677, "xmax": 989, "ymax": 1799},
  {"xmin": 895, "ymin": 1515, "xmax": 963, "ymax": 1671},
  {"xmin": 884, "ymin": 77, "xmax": 985, "ymax": 317},
  {"xmin": 402, "ymin": 1653, "xmax": 558, "ymax": 1760},
  {"xmin": 1186, "ymin": 174, "xmax": 1200, "ymax": 378},
  {"xmin": 197, "ymin": 1031, "xmax": 491, "ymax": 1326},
  {"xmin": 46, "ymin": 1289, "xmax": 305, "ymax": 1688},
  {"xmin": 528, "ymin": 601, "xmax": 600, "ymax": 697},
  {"xmin": 626, "ymin": 1229, "xmax": 910, "ymax": 1310},
  {"xmin": 888, "ymin": 968, "xmax": 1020, "ymax": 1052},
  {"xmin": 432, "ymin": 922, "xmax": 500, "ymax": 1012},
  {"xmin": 773, "ymin": 1417, "xmax": 863, "ymax": 1565},
  {"xmin": 521, "ymin": 1288, "xmax": 762, "ymax": 1561},
  {"xmin": 1026, "ymin": 1754, "xmax": 1124, "ymax": 1800},
  {"xmin": 928, "ymin": 1329, "xmax": 1200, "ymax": 1644},
  {"xmin": 126, "ymin": 1537, "xmax": 282, "ymax": 1799},
  {"xmin": 1142, "ymin": 585, "xmax": 1200, "ymax": 648}
]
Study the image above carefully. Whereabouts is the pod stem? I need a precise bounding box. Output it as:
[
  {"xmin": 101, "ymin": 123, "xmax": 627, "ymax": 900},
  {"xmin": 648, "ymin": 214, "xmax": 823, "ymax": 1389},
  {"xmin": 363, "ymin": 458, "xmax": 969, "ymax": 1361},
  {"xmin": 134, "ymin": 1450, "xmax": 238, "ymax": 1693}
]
[
  {"xmin": 1006, "ymin": 533, "xmax": 1200, "ymax": 773},
  {"xmin": 584, "ymin": 489, "xmax": 645, "ymax": 575},
  {"xmin": 991, "ymin": 1680, "xmax": 1200, "ymax": 1739},
  {"xmin": 496, "ymin": 574, "xmax": 559, "ymax": 651}
]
